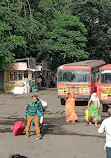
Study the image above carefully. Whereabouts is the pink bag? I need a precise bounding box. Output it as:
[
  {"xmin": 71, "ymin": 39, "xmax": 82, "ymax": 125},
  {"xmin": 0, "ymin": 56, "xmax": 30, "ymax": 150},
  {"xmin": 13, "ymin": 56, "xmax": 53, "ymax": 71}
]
[{"xmin": 12, "ymin": 121, "xmax": 25, "ymax": 136}]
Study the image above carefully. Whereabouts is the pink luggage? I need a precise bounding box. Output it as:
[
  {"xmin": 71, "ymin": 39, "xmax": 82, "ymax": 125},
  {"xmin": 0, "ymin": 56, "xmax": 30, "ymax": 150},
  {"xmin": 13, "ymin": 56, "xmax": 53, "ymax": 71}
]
[{"xmin": 12, "ymin": 121, "xmax": 25, "ymax": 136}]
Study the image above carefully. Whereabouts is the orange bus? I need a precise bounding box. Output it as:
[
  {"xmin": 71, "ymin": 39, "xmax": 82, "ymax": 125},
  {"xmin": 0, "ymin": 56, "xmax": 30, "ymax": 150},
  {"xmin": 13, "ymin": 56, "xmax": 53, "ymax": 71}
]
[
  {"xmin": 96, "ymin": 64, "xmax": 111, "ymax": 111},
  {"xmin": 57, "ymin": 60, "xmax": 106, "ymax": 105}
]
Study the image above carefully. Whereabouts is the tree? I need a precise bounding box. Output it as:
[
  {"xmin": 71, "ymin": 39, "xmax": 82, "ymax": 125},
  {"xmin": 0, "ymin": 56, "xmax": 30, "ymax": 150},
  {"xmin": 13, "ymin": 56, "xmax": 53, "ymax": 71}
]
[
  {"xmin": 26, "ymin": 0, "xmax": 89, "ymax": 69},
  {"xmin": 0, "ymin": 0, "xmax": 46, "ymax": 68},
  {"xmin": 0, "ymin": 0, "xmax": 90, "ymax": 70},
  {"xmin": 70, "ymin": 0, "xmax": 111, "ymax": 63},
  {"xmin": 0, "ymin": 0, "xmax": 27, "ymax": 68},
  {"xmin": 42, "ymin": 11, "xmax": 88, "ymax": 69}
]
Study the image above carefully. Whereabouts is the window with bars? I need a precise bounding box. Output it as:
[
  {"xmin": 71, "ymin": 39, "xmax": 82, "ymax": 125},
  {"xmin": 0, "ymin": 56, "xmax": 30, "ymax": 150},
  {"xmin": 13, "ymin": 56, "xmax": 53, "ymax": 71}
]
[{"xmin": 9, "ymin": 72, "xmax": 24, "ymax": 81}]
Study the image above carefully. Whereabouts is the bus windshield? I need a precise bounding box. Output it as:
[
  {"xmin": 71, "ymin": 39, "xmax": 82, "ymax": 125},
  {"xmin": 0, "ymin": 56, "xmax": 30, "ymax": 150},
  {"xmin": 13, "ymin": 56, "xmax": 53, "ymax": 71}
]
[
  {"xmin": 101, "ymin": 70, "xmax": 111, "ymax": 84},
  {"xmin": 58, "ymin": 70, "xmax": 90, "ymax": 83}
]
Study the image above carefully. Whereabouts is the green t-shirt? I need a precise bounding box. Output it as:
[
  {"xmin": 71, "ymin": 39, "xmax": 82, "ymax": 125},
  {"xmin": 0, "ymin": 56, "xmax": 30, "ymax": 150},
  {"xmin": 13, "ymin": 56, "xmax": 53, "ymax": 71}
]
[{"xmin": 25, "ymin": 101, "xmax": 44, "ymax": 117}]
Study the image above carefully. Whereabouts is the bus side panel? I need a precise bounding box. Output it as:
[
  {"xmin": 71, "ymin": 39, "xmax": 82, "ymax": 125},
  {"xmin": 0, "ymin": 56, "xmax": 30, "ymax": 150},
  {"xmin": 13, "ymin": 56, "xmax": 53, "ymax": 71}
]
[{"xmin": 98, "ymin": 85, "xmax": 111, "ymax": 104}]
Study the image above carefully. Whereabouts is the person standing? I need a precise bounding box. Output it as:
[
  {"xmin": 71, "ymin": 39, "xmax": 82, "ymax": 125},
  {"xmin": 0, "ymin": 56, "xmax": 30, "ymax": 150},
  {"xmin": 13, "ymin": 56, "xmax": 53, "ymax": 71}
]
[
  {"xmin": 65, "ymin": 91, "xmax": 78, "ymax": 123},
  {"xmin": 37, "ymin": 76, "xmax": 42, "ymax": 90},
  {"xmin": 98, "ymin": 108, "xmax": 111, "ymax": 158},
  {"xmin": 88, "ymin": 92, "xmax": 101, "ymax": 126},
  {"xmin": 25, "ymin": 95, "xmax": 44, "ymax": 139}
]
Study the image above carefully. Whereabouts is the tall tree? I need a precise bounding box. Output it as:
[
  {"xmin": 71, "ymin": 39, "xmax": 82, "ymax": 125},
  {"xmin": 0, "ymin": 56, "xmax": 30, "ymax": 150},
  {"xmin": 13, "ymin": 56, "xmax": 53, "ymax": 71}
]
[
  {"xmin": 0, "ymin": 0, "xmax": 90, "ymax": 70},
  {"xmin": 28, "ymin": 0, "xmax": 89, "ymax": 69},
  {"xmin": 0, "ymin": 0, "xmax": 27, "ymax": 68},
  {"xmin": 41, "ymin": 11, "xmax": 88, "ymax": 69},
  {"xmin": 70, "ymin": 0, "xmax": 111, "ymax": 63},
  {"xmin": 0, "ymin": 0, "xmax": 46, "ymax": 68}
]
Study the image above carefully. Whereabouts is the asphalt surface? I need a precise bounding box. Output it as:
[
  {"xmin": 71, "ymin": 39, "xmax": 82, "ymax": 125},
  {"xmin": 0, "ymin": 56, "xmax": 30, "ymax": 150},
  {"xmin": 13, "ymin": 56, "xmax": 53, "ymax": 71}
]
[{"xmin": 0, "ymin": 88, "xmax": 108, "ymax": 158}]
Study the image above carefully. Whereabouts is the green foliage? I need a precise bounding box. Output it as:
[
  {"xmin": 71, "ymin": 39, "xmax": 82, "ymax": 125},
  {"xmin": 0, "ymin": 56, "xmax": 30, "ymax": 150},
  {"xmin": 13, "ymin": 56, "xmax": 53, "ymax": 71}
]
[
  {"xmin": 23, "ymin": 0, "xmax": 89, "ymax": 70},
  {"xmin": 42, "ymin": 12, "xmax": 88, "ymax": 69},
  {"xmin": 0, "ymin": 0, "xmax": 27, "ymax": 68},
  {"xmin": 0, "ymin": 0, "xmax": 46, "ymax": 68},
  {"xmin": 1, "ymin": 0, "xmax": 111, "ymax": 70},
  {"xmin": 70, "ymin": 0, "xmax": 111, "ymax": 63}
]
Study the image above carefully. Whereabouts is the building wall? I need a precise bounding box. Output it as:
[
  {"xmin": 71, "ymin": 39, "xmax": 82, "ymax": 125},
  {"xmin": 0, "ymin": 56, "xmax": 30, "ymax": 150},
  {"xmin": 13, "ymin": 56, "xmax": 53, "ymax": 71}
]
[
  {"xmin": 3, "ymin": 58, "xmax": 38, "ymax": 93},
  {"xmin": 4, "ymin": 71, "xmax": 16, "ymax": 92},
  {"xmin": 4, "ymin": 71, "xmax": 31, "ymax": 93},
  {"xmin": 4, "ymin": 82, "xmax": 15, "ymax": 93},
  {"xmin": 8, "ymin": 62, "xmax": 27, "ymax": 70}
]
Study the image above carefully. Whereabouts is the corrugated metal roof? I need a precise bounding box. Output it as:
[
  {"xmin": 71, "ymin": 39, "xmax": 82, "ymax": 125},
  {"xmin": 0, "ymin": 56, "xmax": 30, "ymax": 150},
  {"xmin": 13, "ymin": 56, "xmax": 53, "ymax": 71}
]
[{"xmin": 62, "ymin": 60, "xmax": 106, "ymax": 68}]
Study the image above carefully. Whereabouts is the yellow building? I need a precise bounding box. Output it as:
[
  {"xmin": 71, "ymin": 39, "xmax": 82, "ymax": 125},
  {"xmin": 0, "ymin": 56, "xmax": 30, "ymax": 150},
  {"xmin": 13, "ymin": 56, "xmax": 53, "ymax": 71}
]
[{"xmin": 0, "ymin": 58, "xmax": 37, "ymax": 94}]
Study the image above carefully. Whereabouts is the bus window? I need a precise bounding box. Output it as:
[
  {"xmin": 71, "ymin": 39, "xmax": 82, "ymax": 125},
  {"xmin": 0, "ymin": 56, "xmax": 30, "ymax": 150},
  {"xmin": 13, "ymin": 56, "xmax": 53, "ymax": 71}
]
[
  {"xmin": 63, "ymin": 72, "xmax": 70, "ymax": 81},
  {"xmin": 101, "ymin": 70, "xmax": 111, "ymax": 84},
  {"xmin": 58, "ymin": 71, "xmax": 63, "ymax": 81},
  {"xmin": 58, "ymin": 70, "xmax": 90, "ymax": 83}
]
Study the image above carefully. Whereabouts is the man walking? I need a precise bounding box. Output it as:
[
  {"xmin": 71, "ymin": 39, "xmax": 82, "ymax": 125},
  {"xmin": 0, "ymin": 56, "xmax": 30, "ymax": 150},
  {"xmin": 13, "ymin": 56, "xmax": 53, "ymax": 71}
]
[
  {"xmin": 98, "ymin": 108, "xmax": 111, "ymax": 158},
  {"xmin": 25, "ymin": 95, "xmax": 44, "ymax": 139}
]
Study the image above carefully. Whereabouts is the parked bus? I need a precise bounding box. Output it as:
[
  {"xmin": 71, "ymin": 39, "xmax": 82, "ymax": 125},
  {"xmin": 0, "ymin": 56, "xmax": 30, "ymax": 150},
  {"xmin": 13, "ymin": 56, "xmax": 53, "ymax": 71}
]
[
  {"xmin": 96, "ymin": 64, "xmax": 111, "ymax": 111},
  {"xmin": 57, "ymin": 60, "xmax": 106, "ymax": 105}
]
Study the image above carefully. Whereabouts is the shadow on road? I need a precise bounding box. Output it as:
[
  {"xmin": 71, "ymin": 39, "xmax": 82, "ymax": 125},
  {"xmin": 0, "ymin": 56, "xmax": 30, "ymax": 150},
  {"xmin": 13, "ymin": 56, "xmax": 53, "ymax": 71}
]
[{"xmin": 0, "ymin": 116, "xmax": 106, "ymax": 139}]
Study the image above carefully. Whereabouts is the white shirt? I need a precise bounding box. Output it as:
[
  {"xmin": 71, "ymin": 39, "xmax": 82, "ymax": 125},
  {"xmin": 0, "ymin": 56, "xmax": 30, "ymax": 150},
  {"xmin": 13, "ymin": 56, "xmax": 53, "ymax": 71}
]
[{"xmin": 98, "ymin": 117, "xmax": 111, "ymax": 147}]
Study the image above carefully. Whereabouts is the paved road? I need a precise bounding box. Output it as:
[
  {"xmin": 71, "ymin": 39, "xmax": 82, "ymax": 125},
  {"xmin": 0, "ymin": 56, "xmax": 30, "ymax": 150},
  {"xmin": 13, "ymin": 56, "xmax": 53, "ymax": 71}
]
[{"xmin": 0, "ymin": 88, "xmax": 108, "ymax": 158}]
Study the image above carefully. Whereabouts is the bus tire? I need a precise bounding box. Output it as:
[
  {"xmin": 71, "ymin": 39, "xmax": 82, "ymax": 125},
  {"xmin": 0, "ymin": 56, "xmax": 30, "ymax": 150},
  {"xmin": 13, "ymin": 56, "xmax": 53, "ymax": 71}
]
[
  {"xmin": 102, "ymin": 104, "xmax": 108, "ymax": 112},
  {"xmin": 61, "ymin": 98, "xmax": 65, "ymax": 105}
]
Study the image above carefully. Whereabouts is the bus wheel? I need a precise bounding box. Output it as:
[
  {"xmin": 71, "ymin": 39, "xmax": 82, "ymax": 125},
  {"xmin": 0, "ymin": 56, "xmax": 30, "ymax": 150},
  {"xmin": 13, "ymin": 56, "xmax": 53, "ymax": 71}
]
[
  {"xmin": 61, "ymin": 98, "xmax": 65, "ymax": 105},
  {"xmin": 102, "ymin": 104, "xmax": 108, "ymax": 112}
]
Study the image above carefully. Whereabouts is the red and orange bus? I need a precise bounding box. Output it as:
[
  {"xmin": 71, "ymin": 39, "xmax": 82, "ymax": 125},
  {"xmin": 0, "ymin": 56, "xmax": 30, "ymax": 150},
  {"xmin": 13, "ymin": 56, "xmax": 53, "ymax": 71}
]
[
  {"xmin": 96, "ymin": 64, "xmax": 111, "ymax": 111},
  {"xmin": 57, "ymin": 60, "xmax": 106, "ymax": 105}
]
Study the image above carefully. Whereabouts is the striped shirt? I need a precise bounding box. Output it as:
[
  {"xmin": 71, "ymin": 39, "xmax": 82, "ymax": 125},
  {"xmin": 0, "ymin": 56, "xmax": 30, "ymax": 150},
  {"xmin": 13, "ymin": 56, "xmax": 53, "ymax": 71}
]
[{"xmin": 25, "ymin": 101, "xmax": 44, "ymax": 117}]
